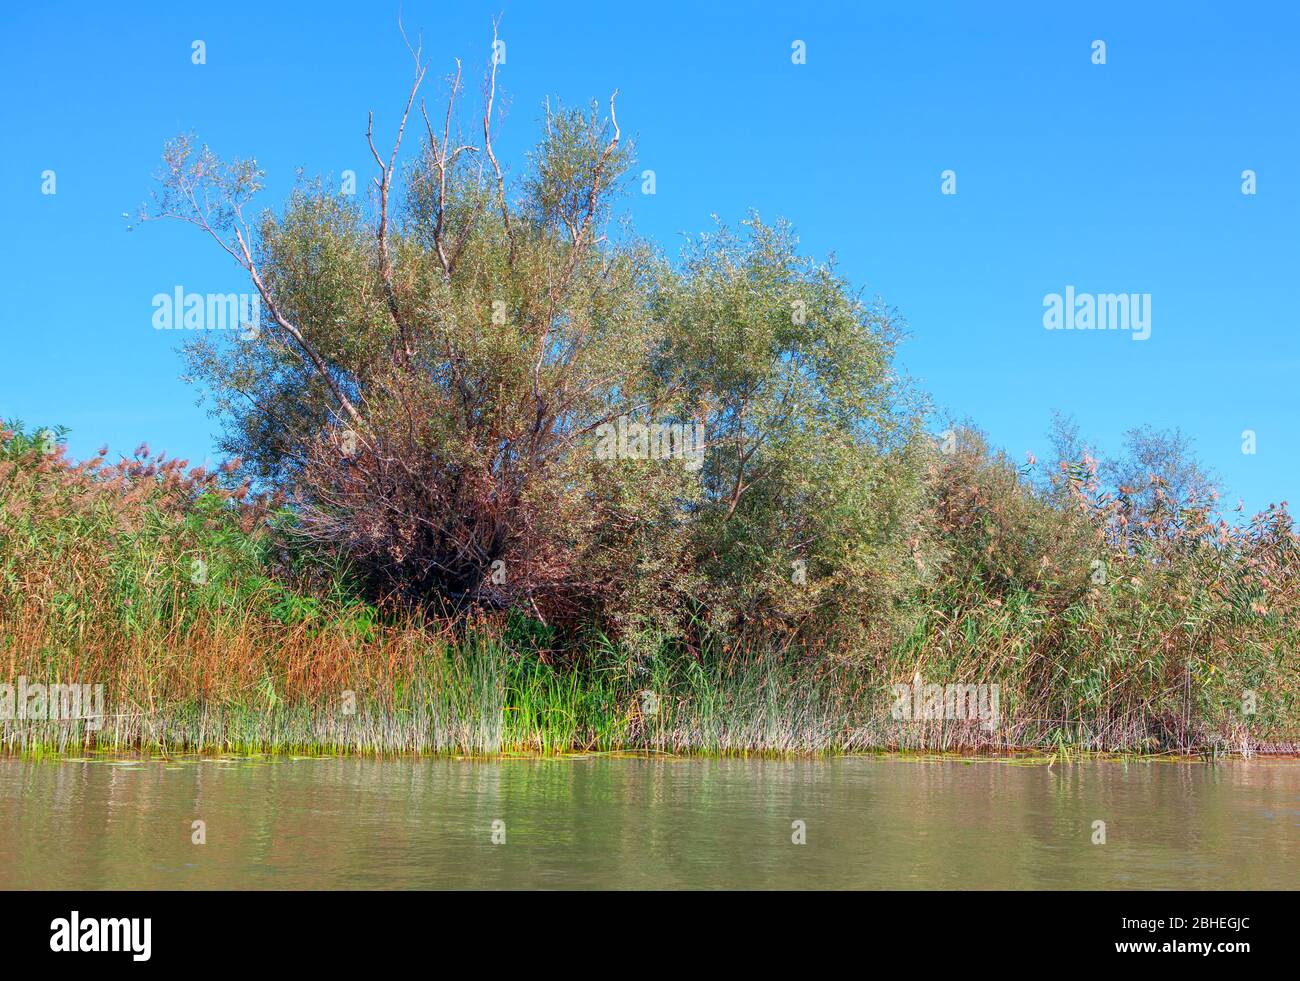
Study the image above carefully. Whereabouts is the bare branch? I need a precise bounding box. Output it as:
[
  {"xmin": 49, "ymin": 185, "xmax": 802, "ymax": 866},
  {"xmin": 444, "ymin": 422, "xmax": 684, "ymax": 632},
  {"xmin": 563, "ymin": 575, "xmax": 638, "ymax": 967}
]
[
  {"xmin": 367, "ymin": 39, "xmax": 430, "ymax": 367},
  {"xmin": 143, "ymin": 142, "xmax": 363, "ymax": 431},
  {"xmin": 483, "ymin": 16, "xmax": 514, "ymax": 263},
  {"xmin": 232, "ymin": 228, "xmax": 363, "ymax": 428},
  {"xmin": 420, "ymin": 58, "xmax": 474, "ymax": 276}
]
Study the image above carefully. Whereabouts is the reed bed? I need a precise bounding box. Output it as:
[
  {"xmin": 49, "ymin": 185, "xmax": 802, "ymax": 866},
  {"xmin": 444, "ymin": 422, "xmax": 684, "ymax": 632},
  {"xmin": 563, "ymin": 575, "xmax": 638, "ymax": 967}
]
[
  {"xmin": 3, "ymin": 605, "xmax": 1295, "ymax": 757},
  {"xmin": 2, "ymin": 424, "xmax": 1297, "ymax": 758}
]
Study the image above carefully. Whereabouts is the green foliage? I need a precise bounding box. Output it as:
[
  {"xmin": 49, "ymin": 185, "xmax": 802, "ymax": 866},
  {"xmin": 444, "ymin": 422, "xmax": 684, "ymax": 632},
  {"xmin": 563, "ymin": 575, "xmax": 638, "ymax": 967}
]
[
  {"xmin": 148, "ymin": 66, "xmax": 935, "ymax": 657},
  {"xmin": 646, "ymin": 216, "xmax": 934, "ymax": 652},
  {"xmin": 4, "ymin": 44, "xmax": 1297, "ymax": 758}
]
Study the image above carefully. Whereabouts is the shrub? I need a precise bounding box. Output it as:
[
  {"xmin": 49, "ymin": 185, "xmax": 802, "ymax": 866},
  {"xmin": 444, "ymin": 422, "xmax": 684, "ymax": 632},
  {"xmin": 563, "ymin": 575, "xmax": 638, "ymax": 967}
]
[{"xmin": 143, "ymin": 53, "xmax": 932, "ymax": 656}]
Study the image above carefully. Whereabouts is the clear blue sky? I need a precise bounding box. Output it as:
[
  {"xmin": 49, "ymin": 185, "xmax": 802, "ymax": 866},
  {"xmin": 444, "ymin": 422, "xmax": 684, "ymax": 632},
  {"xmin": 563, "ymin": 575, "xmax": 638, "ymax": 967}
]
[{"xmin": 2, "ymin": 1, "xmax": 1297, "ymax": 514}]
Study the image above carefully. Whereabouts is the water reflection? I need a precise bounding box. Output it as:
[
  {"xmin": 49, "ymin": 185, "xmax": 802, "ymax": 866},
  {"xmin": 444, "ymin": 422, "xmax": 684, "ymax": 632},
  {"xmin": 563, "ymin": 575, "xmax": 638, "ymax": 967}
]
[{"xmin": 0, "ymin": 757, "xmax": 1296, "ymax": 889}]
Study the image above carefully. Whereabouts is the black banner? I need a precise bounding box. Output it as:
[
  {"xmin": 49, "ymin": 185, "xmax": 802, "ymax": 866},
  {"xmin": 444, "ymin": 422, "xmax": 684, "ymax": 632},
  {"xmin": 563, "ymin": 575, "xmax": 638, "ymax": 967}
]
[{"xmin": 0, "ymin": 890, "xmax": 1284, "ymax": 968}]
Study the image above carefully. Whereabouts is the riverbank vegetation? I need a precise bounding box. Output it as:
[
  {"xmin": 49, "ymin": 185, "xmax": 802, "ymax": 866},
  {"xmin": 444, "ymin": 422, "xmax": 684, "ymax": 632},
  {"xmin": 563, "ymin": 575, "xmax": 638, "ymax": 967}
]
[
  {"xmin": 3, "ymin": 410, "xmax": 1295, "ymax": 757},
  {"xmin": 2, "ymin": 44, "xmax": 1296, "ymax": 757}
]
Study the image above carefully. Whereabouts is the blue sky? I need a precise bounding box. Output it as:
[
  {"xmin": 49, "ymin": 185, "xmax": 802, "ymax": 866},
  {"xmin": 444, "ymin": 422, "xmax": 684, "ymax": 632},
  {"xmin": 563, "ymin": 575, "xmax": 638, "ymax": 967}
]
[{"xmin": 2, "ymin": 1, "xmax": 1297, "ymax": 514}]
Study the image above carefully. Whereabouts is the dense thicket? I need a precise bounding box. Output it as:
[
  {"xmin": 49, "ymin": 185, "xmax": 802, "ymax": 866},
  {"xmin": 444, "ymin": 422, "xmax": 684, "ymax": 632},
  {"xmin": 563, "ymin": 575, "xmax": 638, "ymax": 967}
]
[
  {"xmin": 2, "ymin": 415, "xmax": 1295, "ymax": 753},
  {"xmin": 148, "ymin": 53, "xmax": 931, "ymax": 656}
]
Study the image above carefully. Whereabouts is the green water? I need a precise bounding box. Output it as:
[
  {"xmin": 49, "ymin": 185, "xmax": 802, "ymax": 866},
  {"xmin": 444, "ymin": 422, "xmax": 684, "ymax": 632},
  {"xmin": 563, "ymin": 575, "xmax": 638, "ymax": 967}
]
[{"xmin": 1, "ymin": 756, "xmax": 1296, "ymax": 889}]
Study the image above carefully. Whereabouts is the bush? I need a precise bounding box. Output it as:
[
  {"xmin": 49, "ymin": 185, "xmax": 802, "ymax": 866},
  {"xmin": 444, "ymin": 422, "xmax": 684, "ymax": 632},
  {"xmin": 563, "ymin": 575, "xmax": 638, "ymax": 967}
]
[{"xmin": 145, "ymin": 60, "xmax": 933, "ymax": 657}]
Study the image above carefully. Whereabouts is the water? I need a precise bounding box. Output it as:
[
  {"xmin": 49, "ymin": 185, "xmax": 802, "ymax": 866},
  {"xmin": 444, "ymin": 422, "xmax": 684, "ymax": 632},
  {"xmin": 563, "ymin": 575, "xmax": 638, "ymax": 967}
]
[{"xmin": 1, "ymin": 756, "xmax": 1297, "ymax": 889}]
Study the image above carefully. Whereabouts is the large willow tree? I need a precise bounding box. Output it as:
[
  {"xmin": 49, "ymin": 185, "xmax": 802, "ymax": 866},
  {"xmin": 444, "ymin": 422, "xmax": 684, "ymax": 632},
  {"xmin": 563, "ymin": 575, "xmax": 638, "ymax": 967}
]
[{"xmin": 146, "ymin": 28, "xmax": 932, "ymax": 656}]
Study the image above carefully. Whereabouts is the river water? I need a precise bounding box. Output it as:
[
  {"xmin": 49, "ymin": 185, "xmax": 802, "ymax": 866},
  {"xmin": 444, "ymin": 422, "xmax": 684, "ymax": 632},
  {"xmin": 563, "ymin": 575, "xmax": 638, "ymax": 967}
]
[{"xmin": 1, "ymin": 756, "xmax": 1296, "ymax": 889}]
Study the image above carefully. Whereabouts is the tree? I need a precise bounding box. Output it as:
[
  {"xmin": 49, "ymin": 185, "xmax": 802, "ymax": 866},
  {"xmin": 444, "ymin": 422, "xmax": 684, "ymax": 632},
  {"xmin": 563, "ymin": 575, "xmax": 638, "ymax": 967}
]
[
  {"xmin": 145, "ymin": 28, "xmax": 931, "ymax": 654},
  {"xmin": 656, "ymin": 218, "xmax": 932, "ymax": 650},
  {"xmin": 1106, "ymin": 424, "xmax": 1218, "ymax": 520}
]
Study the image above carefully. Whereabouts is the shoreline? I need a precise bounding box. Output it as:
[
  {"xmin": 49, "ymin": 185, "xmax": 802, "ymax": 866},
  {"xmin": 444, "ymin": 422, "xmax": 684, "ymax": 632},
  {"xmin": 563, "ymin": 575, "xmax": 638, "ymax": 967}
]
[
  {"xmin": 5, "ymin": 716, "xmax": 1297, "ymax": 762},
  {"xmin": 8, "ymin": 748, "xmax": 1300, "ymax": 764}
]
